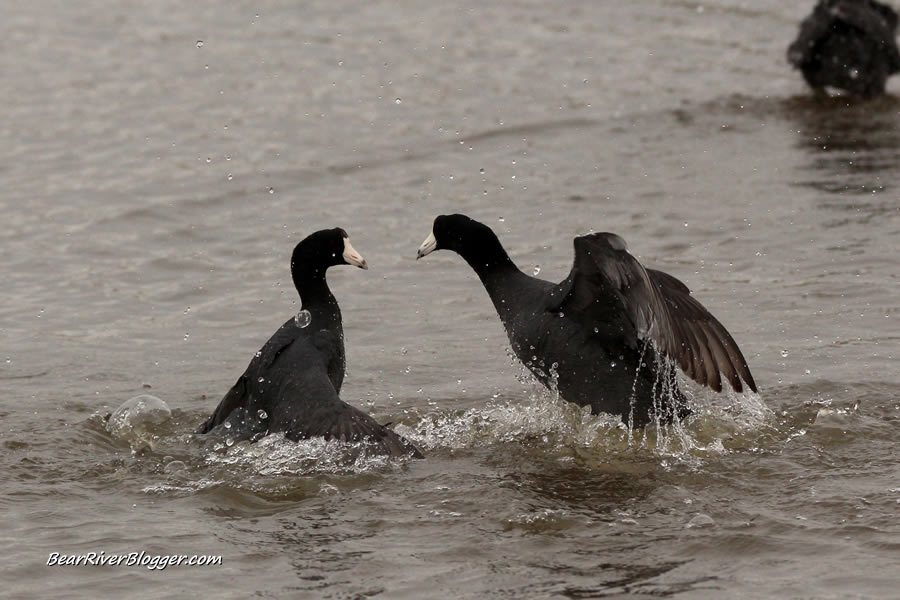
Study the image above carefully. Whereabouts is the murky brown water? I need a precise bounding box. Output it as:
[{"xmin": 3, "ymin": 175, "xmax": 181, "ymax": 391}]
[{"xmin": 3, "ymin": 1, "xmax": 899, "ymax": 598}]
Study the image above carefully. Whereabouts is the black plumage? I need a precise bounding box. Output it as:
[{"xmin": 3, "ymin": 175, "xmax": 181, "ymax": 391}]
[
  {"xmin": 788, "ymin": 0, "xmax": 900, "ymax": 97},
  {"xmin": 417, "ymin": 215, "xmax": 757, "ymax": 427},
  {"xmin": 199, "ymin": 228, "xmax": 422, "ymax": 458}
]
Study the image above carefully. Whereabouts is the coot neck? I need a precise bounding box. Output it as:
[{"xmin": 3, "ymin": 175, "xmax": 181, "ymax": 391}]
[
  {"xmin": 292, "ymin": 265, "xmax": 342, "ymax": 331},
  {"xmin": 458, "ymin": 238, "xmax": 529, "ymax": 321}
]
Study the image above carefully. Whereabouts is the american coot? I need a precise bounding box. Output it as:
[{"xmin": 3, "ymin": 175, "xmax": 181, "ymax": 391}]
[
  {"xmin": 788, "ymin": 0, "xmax": 900, "ymax": 97},
  {"xmin": 199, "ymin": 228, "xmax": 422, "ymax": 458},
  {"xmin": 417, "ymin": 215, "xmax": 757, "ymax": 426}
]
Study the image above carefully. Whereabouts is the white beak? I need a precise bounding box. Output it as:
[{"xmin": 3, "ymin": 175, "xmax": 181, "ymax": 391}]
[
  {"xmin": 342, "ymin": 237, "xmax": 368, "ymax": 269},
  {"xmin": 417, "ymin": 232, "xmax": 437, "ymax": 259}
]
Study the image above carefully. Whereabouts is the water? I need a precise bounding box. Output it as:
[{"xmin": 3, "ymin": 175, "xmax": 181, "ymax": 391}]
[{"xmin": 2, "ymin": 1, "xmax": 899, "ymax": 598}]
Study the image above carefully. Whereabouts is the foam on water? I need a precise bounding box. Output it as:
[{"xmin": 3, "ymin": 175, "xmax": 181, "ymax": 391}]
[
  {"xmin": 396, "ymin": 352, "xmax": 773, "ymax": 468},
  {"xmin": 396, "ymin": 393, "xmax": 626, "ymax": 452},
  {"xmin": 202, "ymin": 433, "xmax": 409, "ymax": 476}
]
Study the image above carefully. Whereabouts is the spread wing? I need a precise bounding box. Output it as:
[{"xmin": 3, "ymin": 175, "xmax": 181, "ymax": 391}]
[
  {"xmin": 196, "ymin": 374, "xmax": 250, "ymax": 434},
  {"xmin": 202, "ymin": 327, "xmax": 421, "ymax": 458},
  {"xmin": 196, "ymin": 320, "xmax": 300, "ymax": 434},
  {"xmin": 547, "ymin": 232, "xmax": 757, "ymax": 394}
]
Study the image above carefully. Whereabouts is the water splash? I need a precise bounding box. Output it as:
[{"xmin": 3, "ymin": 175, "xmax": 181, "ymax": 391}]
[
  {"xmin": 395, "ymin": 391, "xmax": 625, "ymax": 453},
  {"xmin": 625, "ymin": 338, "xmax": 653, "ymax": 434},
  {"xmin": 204, "ymin": 433, "xmax": 407, "ymax": 476},
  {"xmin": 450, "ymin": 344, "xmax": 771, "ymax": 466}
]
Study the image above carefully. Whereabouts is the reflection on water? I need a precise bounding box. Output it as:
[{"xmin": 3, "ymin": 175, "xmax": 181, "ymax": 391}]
[
  {"xmin": 664, "ymin": 92, "xmax": 900, "ymax": 230},
  {"xmin": 784, "ymin": 95, "xmax": 900, "ymax": 195}
]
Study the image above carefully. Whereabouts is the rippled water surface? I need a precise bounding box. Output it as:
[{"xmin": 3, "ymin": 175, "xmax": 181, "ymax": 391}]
[{"xmin": 3, "ymin": 1, "xmax": 899, "ymax": 598}]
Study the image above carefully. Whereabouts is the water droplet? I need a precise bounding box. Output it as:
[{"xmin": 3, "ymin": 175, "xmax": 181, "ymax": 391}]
[
  {"xmin": 593, "ymin": 327, "xmax": 599, "ymax": 333},
  {"xmin": 196, "ymin": 40, "xmax": 204, "ymax": 48},
  {"xmin": 183, "ymin": 333, "xmax": 190, "ymax": 341},
  {"xmin": 267, "ymin": 187, "xmax": 275, "ymax": 194},
  {"xmin": 255, "ymin": 351, "xmax": 262, "ymax": 358},
  {"xmin": 781, "ymin": 350, "xmax": 789, "ymax": 358},
  {"xmin": 400, "ymin": 347, "xmax": 408, "ymax": 355},
  {"xmin": 183, "ymin": 306, "xmax": 191, "ymax": 314},
  {"xmin": 205, "ymin": 157, "xmax": 211, "ymax": 163},
  {"xmin": 558, "ymin": 311, "xmax": 564, "ymax": 318},
  {"xmin": 257, "ymin": 409, "xmax": 268, "ymax": 420},
  {"xmin": 395, "ymin": 97, "xmax": 402, "ymax": 104},
  {"xmin": 337, "ymin": 60, "xmax": 344, "ymax": 66},
  {"xmin": 849, "ymin": 68, "xmax": 859, "ymax": 80},
  {"xmin": 225, "ymin": 437, "xmax": 234, "ymax": 447},
  {"xmin": 227, "ymin": 174, "xmax": 233, "ymax": 181},
  {"xmin": 533, "ymin": 265, "xmax": 541, "ymax": 276},
  {"xmin": 223, "ymin": 421, "xmax": 232, "ymax": 429},
  {"xmin": 479, "ymin": 168, "xmax": 485, "ymax": 174},
  {"xmin": 294, "ymin": 309, "xmax": 312, "ymax": 328},
  {"xmin": 257, "ymin": 377, "xmax": 265, "ymax": 383}
]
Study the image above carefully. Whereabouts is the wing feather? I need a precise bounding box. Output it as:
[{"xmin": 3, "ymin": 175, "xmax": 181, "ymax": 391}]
[{"xmin": 549, "ymin": 233, "xmax": 757, "ymax": 394}]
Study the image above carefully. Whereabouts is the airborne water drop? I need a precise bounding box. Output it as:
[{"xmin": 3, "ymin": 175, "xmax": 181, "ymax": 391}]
[{"xmin": 295, "ymin": 309, "xmax": 312, "ymax": 328}]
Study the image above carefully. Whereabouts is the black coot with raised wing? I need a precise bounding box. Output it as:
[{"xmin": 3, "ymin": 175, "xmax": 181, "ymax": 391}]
[{"xmin": 417, "ymin": 214, "xmax": 757, "ymax": 426}]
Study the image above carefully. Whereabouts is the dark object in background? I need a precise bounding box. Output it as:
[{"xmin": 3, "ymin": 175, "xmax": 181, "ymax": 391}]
[
  {"xmin": 198, "ymin": 228, "xmax": 422, "ymax": 458},
  {"xmin": 416, "ymin": 215, "xmax": 757, "ymax": 427},
  {"xmin": 788, "ymin": 0, "xmax": 900, "ymax": 97}
]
